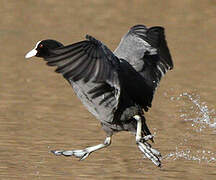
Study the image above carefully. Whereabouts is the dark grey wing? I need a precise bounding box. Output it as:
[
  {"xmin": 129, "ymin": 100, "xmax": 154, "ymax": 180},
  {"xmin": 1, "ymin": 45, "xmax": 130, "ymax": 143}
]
[
  {"xmin": 44, "ymin": 35, "xmax": 121, "ymax": 122},
  {"xmin": 46, "ymin": 35, "xmax": 119, "ymax": 84},
  {"xmin": 114, "ymin": 24, "xmax": 173, "ymax": 91}
]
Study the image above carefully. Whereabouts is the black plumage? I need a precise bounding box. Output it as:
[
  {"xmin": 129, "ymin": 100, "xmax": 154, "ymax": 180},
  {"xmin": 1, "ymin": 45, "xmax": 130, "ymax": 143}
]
[{"xmin": 25, "ymin": 24, "xmax": 173, "ymax": 167}]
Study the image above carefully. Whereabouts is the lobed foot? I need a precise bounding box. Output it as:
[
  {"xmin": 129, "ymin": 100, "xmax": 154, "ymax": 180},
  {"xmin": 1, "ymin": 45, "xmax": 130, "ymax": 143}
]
[
  {"xmin": 138, "ymin": 142, "xmax": 162, "ymax": 167},
  {"xmin": 51, "ymin": 149, "xmax": 90, "ymax": 161},
  {"xmin": 141, "ymin": 134, "xmax": 154, "ymax": 143},
  {"xmin": 50, "ymin": 137, "xmax": 111, "ymax": 161}
]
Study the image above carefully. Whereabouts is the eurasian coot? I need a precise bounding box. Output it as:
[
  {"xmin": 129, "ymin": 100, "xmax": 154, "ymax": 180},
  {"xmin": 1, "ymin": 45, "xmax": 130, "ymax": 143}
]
[{"xmin": 25, "ymin": 25, "xmax": 173, "ymax": 167}]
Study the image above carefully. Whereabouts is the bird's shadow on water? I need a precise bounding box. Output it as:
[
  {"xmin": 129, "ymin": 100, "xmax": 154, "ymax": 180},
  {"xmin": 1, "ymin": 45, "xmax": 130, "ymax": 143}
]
[{"xmin": 162, "ymin": 91, "xmax": 216, "ymax": 164}]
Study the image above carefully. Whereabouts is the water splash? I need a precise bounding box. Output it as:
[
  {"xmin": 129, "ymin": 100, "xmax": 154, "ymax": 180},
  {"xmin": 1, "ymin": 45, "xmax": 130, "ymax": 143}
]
[
  {"xmin": 169, "ymin": 92, "xmax": 216, "ymax": 132},
  {"xmin": 179, "ymin": 92, "xmax": 216, "ymax": 131},
  {"xmin": 164, "ymin": 91, "xmax": 216, "ymax": 163},
  {"xmin": 164, "ymin": 147, "xmax": 216, "ymax": 163}
]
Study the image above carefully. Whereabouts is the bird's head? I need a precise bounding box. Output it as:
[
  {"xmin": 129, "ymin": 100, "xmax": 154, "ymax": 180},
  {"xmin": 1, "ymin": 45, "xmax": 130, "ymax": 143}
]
[{"xmin": 25, "ymin": 39, "xmax": 63, "ymax": 59}]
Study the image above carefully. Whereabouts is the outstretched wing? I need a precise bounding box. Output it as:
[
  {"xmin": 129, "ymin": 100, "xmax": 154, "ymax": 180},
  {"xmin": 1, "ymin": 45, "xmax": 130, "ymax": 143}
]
[
  {"xmin": 43, "ymin": 35, "xmax": 121, "ymax": 123},
  {"xmin": 46, "ymin": 35, "xmax": 119, "ymax": 84},
  {"xmin": 114, "ymin": 24, "xmax": 173, "ymax": 91}
]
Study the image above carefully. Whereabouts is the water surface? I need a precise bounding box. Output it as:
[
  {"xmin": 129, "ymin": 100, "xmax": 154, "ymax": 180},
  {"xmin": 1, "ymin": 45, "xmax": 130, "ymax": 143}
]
[{"xmin": 0, "ymin": 0, "xmax": 216, "ymax": 179}]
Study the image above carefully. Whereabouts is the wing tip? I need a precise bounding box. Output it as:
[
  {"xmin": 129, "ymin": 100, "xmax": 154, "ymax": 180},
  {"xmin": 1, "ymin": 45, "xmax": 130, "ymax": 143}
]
[
  {"xmin": 85, "ymin": 34, "xmax": 91, "ymax": 40},
  {"xmin": 131, "ymin": 24, "xmax": 147, "ymax": 29},
  {"xmin": 85, "ymin": 34, "xmax": 102, "ymax": 47},
  {"xmin": 130, "ymin": 24, "xmax": 147, "ymax": 34},
  {"xmin": 86, "ymin": 34, "xmax": 96, "ymax": 42},
  {"xmin": 149, "ymin": 26, "xmax": 165, "ymax": 32}
]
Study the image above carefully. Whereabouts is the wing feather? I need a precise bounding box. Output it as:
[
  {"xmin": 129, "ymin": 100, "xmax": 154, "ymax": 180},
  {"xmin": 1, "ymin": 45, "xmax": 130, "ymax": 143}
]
[
  {"xmin": 114, "ymin": 24, "xmax": 173, "ymax": 92},
  {"xmin": 44, "ymin": 35, "xmax": 121, "ymax": 111}
]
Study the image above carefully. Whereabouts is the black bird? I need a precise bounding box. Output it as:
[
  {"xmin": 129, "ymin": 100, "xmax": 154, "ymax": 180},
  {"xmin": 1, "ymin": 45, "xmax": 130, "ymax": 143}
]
[{"xmin": 25, "ymin": 25, "xmax": 173, "ymax": 167}]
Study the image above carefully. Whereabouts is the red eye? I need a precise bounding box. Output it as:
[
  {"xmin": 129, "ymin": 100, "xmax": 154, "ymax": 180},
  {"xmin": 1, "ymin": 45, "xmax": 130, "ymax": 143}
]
[{"xmin": 39, "ymin": 44, "xmax": 43, "ymax": 48}]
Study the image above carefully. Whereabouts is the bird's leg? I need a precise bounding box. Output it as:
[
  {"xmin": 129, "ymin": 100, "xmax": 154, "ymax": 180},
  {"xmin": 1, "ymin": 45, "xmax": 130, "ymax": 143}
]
[
  {"xmin": 51, "ymin": 136, "xmax": 111, "ymax": 161},
  {"xmin": 134, "ymin": 115, "xmax": 162, "ymax": 167}
]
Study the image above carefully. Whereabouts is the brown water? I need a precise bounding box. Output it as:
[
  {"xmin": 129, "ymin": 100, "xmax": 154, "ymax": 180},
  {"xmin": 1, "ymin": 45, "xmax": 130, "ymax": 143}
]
[{"xmin": 0, "ymin": 0, "xmax": 216, "ymax": 179}]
